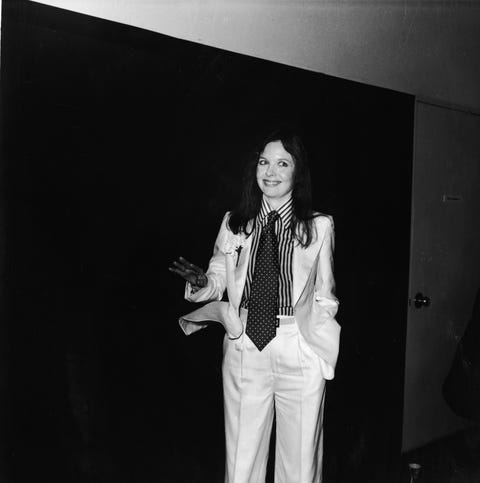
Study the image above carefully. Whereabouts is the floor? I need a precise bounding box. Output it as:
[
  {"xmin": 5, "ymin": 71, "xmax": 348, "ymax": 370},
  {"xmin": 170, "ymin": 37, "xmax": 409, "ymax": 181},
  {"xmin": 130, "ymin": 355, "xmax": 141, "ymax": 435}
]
[
  {"xmin": 399, "ymin": 425, "xmax": 480, "ymax": 483},
  {"xmin": 6, "ymin": 425, "xmax": 480, "ymax": 482}
]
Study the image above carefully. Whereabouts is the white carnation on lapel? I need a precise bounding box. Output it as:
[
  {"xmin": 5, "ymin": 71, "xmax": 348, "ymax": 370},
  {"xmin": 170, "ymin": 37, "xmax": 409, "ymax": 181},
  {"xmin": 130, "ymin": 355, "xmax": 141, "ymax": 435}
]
[{"xmin": 224, "ymin": 231, "xmax": 247, "ymax": 256}]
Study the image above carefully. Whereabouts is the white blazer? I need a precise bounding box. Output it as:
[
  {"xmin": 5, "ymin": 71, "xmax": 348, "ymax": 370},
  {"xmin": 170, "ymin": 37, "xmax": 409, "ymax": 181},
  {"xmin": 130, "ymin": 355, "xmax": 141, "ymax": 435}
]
[{"xmin": 179, "ymin": 212, "xmax": 341, "ymax": 379}]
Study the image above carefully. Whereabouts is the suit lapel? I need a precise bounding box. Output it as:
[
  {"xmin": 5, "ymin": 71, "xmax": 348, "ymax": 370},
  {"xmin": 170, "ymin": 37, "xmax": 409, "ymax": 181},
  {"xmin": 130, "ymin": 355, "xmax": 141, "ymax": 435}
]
[
  {"xmin": 292, "ymin": 239, "xmax": 319, "ymax": 306},
  {"xmin": 234, "ymin": 222, "xmax": 254, "ymax": 299},
  {"xmin": 292, "ymin": 219, "xmax": 327, "ymax": 306}
]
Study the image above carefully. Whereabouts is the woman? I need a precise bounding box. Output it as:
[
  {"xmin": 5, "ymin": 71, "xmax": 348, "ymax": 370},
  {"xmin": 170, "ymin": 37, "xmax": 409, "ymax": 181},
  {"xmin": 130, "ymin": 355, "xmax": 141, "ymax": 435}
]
[{"xmin": 169, "ymin": 128, "xmax": 340, "ymax": 482}]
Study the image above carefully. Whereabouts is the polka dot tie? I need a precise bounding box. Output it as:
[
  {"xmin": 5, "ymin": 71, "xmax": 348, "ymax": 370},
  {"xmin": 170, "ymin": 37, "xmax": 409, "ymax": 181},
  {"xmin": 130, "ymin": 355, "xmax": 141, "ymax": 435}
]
[{"xmin": 246, "ymin": 211, "xmax": 280, "ymax": 351}]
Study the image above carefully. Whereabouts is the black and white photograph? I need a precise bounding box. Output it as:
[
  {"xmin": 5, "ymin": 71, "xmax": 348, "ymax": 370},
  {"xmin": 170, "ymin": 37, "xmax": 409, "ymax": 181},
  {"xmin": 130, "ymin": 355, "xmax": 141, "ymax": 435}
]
[{"xmin": 1, "ymin": 1, "xmax": 479, "ymax": 482}]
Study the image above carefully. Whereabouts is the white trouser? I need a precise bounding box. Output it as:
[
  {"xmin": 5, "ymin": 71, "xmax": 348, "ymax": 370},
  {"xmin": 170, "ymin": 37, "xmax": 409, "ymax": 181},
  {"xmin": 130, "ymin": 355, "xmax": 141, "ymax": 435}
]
[{"xmin": 222, "ymin": 311, "xmax": 326, "ymax": 483}]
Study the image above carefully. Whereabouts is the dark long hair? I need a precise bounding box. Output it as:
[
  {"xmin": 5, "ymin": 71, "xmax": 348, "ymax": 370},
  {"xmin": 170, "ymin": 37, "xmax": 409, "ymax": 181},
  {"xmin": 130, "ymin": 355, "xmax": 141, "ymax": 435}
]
[{"xmin": 228, "ymin": 127, "xmax": 317, "ymax": 247}]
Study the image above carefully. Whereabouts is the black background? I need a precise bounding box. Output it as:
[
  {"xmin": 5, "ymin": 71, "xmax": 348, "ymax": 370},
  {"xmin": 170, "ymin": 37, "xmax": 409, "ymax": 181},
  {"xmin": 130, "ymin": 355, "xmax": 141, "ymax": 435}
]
[{"xmin": 1, "ymin": 1, "xmax": 414, "ymax": 481}]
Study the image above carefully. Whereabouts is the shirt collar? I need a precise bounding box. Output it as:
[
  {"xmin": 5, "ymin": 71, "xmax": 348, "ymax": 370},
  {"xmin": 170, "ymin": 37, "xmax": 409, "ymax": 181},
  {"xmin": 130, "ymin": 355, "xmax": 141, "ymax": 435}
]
[{"xmin": 258, "ymin": 196, "xmax": 293, "ymax": 230}]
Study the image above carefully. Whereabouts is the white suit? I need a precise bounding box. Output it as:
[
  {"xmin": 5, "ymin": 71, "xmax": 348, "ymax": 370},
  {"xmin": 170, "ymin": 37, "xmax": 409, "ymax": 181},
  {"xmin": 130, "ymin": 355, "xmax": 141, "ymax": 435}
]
[{"xmin": 179, "ymin": 212, "xmax": 340, "ymax": 482}]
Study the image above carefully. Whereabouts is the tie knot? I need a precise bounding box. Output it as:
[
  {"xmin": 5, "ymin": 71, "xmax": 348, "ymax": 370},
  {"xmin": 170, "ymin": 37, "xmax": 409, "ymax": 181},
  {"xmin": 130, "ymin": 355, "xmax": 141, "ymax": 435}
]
[{"xmin": 267, "ymin": 211, "xmax": 279, "ymax": 225}]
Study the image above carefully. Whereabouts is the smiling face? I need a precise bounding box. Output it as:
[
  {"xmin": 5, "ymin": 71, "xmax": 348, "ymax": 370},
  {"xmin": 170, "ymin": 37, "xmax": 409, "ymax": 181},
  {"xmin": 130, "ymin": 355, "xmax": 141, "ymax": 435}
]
[{"xmin": 256, "ymin": 140, "xmax": 295, "ymax": 209}]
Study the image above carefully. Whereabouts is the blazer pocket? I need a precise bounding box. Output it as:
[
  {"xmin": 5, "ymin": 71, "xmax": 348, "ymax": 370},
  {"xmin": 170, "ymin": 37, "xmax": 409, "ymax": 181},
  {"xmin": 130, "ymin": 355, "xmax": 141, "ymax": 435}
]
[{"xmin": 313, "ymin": 295, "xmax": 339, "ymax": 327}]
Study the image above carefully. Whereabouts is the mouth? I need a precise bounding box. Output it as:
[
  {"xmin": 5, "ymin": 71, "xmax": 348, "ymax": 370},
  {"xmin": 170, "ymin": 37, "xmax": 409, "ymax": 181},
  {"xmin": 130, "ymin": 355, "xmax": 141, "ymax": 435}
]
[{"xmin": 263, "ymin": 180, "xmax": 281, "ymax": 187}]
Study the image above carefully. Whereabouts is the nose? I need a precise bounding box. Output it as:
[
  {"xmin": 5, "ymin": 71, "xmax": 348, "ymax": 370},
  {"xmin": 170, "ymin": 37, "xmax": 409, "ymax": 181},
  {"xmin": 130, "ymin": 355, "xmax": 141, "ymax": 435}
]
[{"xmin": 265, "ymin": 164, "xmax": 276, "ymax": 176}]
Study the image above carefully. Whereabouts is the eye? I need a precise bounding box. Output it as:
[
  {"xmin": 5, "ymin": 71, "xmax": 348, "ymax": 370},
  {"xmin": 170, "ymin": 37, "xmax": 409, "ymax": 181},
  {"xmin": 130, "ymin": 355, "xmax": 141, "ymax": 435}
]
[
  {"xmin": 278, "ymin": 160, "xmax": 289, "ymax": 167},
  {"xmin": 258, "ymin": 158, "xmax": 268, "ymax": 165}
]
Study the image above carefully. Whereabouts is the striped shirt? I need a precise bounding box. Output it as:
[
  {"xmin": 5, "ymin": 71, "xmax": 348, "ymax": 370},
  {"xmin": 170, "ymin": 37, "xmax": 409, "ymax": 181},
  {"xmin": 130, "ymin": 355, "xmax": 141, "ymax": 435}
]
[{"xmin": 241, "ymin": 197, "xmax": 294, "ymax": 316}]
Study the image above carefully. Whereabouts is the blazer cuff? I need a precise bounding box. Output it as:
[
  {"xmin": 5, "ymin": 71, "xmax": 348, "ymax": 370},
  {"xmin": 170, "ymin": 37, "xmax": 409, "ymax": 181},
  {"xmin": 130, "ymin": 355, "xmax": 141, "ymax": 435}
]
[{"xmin": 185, "ymin": 281, "xmax": 210, "ymax": 302}]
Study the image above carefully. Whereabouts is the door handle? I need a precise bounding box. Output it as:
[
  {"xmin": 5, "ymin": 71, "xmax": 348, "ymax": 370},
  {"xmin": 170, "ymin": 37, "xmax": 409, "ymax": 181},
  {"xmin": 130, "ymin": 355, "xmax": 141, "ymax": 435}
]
[{"xmin": 414, "ymin": 292, "xmax": 430, "ymax": 308}]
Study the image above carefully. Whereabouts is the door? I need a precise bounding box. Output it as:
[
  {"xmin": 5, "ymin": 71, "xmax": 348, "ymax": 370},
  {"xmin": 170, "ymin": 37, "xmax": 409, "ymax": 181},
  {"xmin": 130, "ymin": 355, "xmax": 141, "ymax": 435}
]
[{"xmin": 403, "ymin": 100, "xmax": 480, "ymax": 452}]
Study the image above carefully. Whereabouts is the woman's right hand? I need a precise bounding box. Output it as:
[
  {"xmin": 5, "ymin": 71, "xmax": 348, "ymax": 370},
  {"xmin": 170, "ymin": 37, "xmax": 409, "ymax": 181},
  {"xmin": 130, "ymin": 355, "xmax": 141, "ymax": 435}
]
[{"xmin": 168, "ymin": 256, "xmax": 208, "ymax": 289}]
